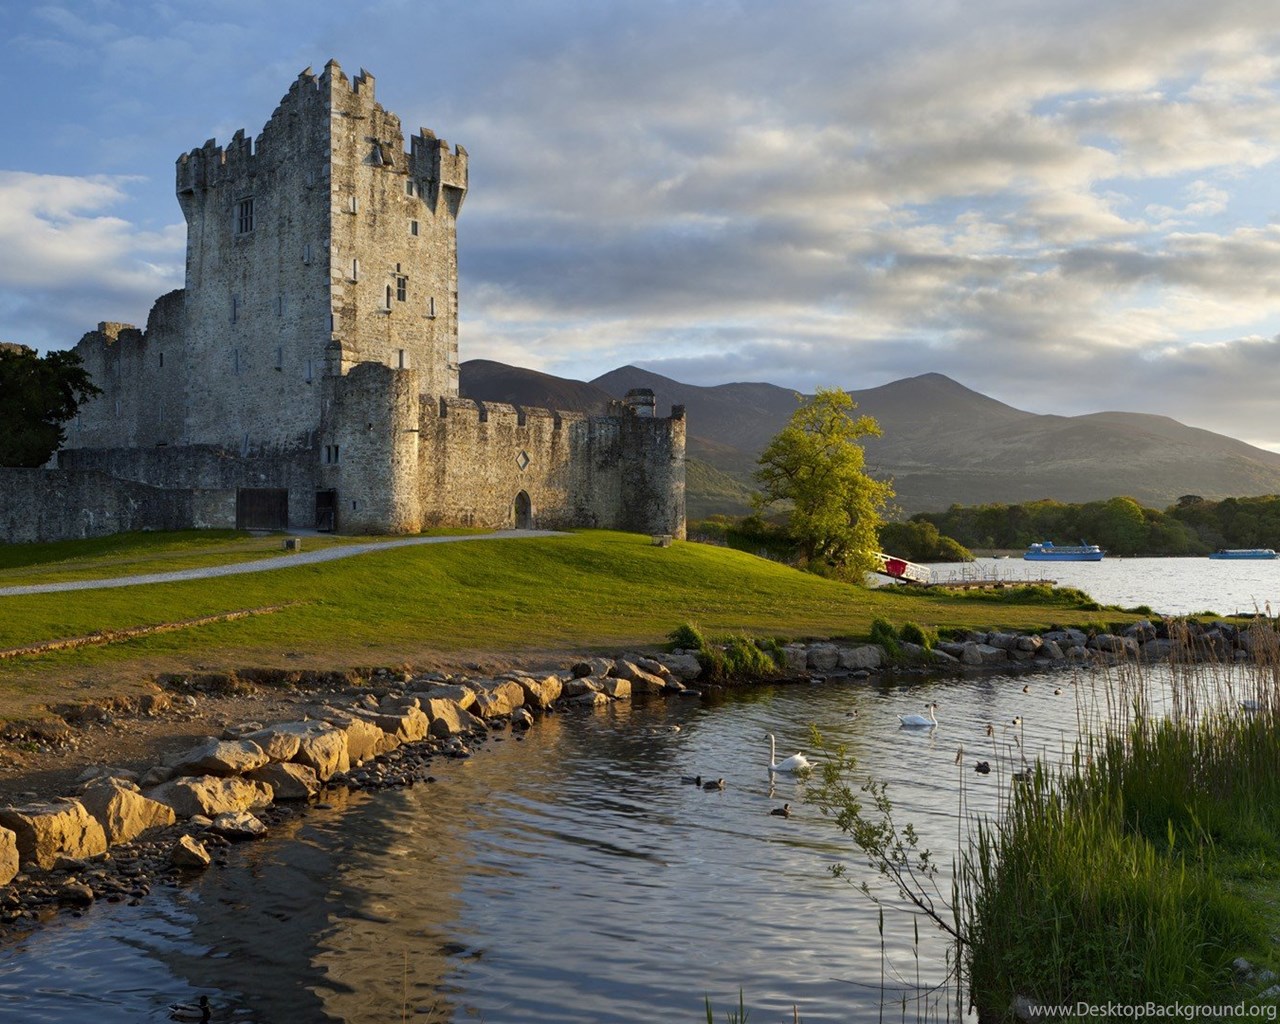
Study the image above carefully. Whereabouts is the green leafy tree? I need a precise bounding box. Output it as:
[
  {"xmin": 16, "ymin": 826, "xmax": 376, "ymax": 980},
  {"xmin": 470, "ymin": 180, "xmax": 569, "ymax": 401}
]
[
  {"xmin": 753, "ymin": 388, "xmax": 894, "ymax": 578},
  {"xmin": 0, "ymin": 345, "xmax": 101, "ymax": 467}
]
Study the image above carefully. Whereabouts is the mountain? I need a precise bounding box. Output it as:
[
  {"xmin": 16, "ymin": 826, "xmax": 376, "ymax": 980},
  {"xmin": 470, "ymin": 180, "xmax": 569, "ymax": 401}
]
[
  {"xmin": 464, "ymin": 361, "xmax": 1280, "ymax": 516},
  {"xmin": 460, "ymin": 359, "xmax": 612, "ymax": 414}
]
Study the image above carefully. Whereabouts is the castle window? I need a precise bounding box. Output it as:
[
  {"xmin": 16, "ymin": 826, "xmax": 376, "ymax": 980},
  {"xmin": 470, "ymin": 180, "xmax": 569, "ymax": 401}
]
[
  {"xmin": 305, "ymin": 359, "xmax": 314, "ymax": 382},
  {"xmin": 275, "ymin": 347, "xmax": 284, "ymax": 370},
  {"xmin": 347, "ymin": 195, "xmax": 358, "ymax": 214},
  {"xmin": 233, "ymin": 348, "xmax": 240, "ymax": 375},
  {"xmin": 231, "ymin": 295, "xmax": 239, "ymax": 323},
  {"xmin": 410, "ymin": 220, "xmax": 419, "ymax": 236},
  {"xmin": 158, "ymin": 352, "xmax": 164, "ymax": 368},
  {"xmin": 405, "ymin": 179, "xmax": 416, "ymax": 197},
  {"xmin": 426, "ymin": 296, "xmax": 437, "ymax": 319},
  {"xmin": 276, "ymin": 295, "xmax": 285, "ymax": 316},
  {"xmin": 323, "ymin": 444, "xmax": 340, "ymax": 464},
  {"xmin": 396, "ymin": 276, "xmax": 407, "ymax": 302},
  {"xmin": 303, "ymin": 243, "xmax": 312, "ymax": 265},
  {"xmin": 384, "ymin": 285, "xmax": 393, "ymax": 309},
  {"xmin": 114, "ymin": 399, "xmax": 121, "ymax": 417},
  {"xmin": 397, "ymin": 349, "xmax": 408, "ymax": 369},
  {"xmin": 236, "ymin": 197, "xmax": 254, "ymax": 234},
  {"xmin": 350, "ymin": 258, "xmax": 359, "ymax": 281}
]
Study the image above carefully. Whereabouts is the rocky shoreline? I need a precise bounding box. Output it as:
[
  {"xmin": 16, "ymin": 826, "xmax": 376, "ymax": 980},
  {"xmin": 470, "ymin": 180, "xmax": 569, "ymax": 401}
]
[{"xmin": 0, "ymin": 614, "xmax": 1271, "ymax": 939}]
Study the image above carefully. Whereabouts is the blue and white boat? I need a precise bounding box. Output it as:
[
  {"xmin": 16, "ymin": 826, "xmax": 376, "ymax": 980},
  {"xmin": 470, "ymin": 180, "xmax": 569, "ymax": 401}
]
[
  {"xmin": 1024, "ymin": 541, "xmax": 1105, "ymax": 562},
  {"xmin": 1208, "ymin": 548, "xmax": 1278, "ymax": 560}
]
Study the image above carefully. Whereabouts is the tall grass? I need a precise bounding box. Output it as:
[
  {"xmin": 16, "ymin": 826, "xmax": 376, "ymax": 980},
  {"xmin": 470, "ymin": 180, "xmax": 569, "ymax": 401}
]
[{"xmin": 959, "ymin": 616, "xmax": 1280, "ymax": 1016}]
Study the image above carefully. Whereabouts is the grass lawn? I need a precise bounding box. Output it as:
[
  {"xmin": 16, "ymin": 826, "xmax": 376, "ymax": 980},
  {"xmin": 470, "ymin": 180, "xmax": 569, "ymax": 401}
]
[{"xmin": 0, "ymin": 529, "xmax": 1135, "ymax": 721}]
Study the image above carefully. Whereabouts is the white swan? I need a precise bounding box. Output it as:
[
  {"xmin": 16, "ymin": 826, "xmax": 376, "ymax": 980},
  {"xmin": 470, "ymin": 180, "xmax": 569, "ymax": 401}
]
[
  {"xmin": 768, "ymin": 733, "xmax": 812, "ymax": 774},
  {"xmin": 898, "ymin": 702, "xmax": 938, "ymax": 728}
]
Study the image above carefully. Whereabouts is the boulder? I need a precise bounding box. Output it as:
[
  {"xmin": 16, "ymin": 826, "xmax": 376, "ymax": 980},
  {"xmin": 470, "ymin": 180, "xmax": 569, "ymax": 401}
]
[
  {"xmin": 413, "ymin": 684, "xmax": 477, "ymax": 711},
  {"xmin": 246, "ymin": 762, "xmax": 320, "ymax": 801},
  {"xmin": 0, "ymin": 827, "xmax": 17, "ymax": 886},
  {"xmin": 79, "ymin": 777, "xmax": 176, "ymax": 846},
  {"xmin": 571, "ymin": 657, "xmax": 613, "ymax": 678},
  {"xmin": 569, "ymin": 691, "xmax": 611, "ymax": 707},
  {"xmin": 609, "ymin": 660, "xmax": 668, "ymax": 692},
  {"xmin": 806, "ymin": 644, "xmax": 840, "ymax": 672},
  {"xmin": 75, "ymin": 765, "xmax": 140, "ymax": 785},
  {"xmin": 511, "ymin": 707, "xmax": 535, "ymax": 729},
  {"xmin": 147, "ymin": 776, "xmax": 274, "ymax": 818},
  {"xmin": 354, "ymin": 706, "xmax": 429, "ymax": 744},
  {"xmin": 167, "ymin": 738, "xmax": 270, "ymax": 776},
  {"xmin": 985, "ymin": 632, "xmax": 1021, "ymax": 651},
  {"xmin": 628, "ymin": 656, "xmax": 674, "ymax": 680},
  {"xmin": 210, "ymin": 810, "xmax": 267, "ymax": 841},
  {"xmin": 1090, "ymin": 633, "xmax": 1138, "ymax": 656},
  {"xmin": 563, "ymin": 677, "xmax": 604, "ymax": 698},
  {"xmin": 961, "ymin": 643, "xmax": 1008, "ymax": 666},
  {"xmin": 319, "ymin": 712, "xmax": 388, "ymax": 765},
  {"xmin": 601, "ymin": 677, "xmax": 632, "ymax": 700},
  {"xmin": 57, "ymin": 882, "xmax": 95, "ymax": 907},
  {"xmin": 1043, "ymin": 628, "xmax": 1087, "ymax": 648},
  {"xmin": 423, "ymin": 699, "xmax": 486, "ymax": 738},
  {"xmin": 471, "ymin": 681, "xmax": 526, "ymax": 719},
  {"xmin": 0, "ymin": 800, "xmax": 108, "ymax": 870},
  {"xmin": 515, "ymin": 674, "xmax": 562, "ymax": 709},
  {"xmin": 655, "ymin": 652, "xmax": 704, "ymax": 681},
  {"xmin": 1140, "ymin": 637, "xmax": 1175, "ymax": 661},
  {"xmin": 838, "ymin": 645, "xmax": 882, "ymax": 671},
  {"xmin": 222, "ymin": 721, "xmax": 266, "ymax": 739},
  {"xmin": 240, "ymin": 726, "xmax": 303, "ymax": 763},
  {"xmin": 1037, "ymin": 639, "xmax": 1065, "ymax": 660},
  {"xmin": 171, "ymin": 834, "xmax": 211, "ymax": 870},
  {"xmin": 930, "ymin": 648, "xmax": 960, "ymax": 666}
]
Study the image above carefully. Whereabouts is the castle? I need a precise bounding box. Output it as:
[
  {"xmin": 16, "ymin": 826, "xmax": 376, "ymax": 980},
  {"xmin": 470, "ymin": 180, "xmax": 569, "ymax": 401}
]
[{"xmin": 6, "ymin": 61, "xmax": 685, "ymax": 543}]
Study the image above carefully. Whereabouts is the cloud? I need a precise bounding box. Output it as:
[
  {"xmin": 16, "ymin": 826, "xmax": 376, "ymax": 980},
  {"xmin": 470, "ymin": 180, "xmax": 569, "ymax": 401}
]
[{"xmin": 0, "ymin": 172, "xmax": 182, "ymax": 347}]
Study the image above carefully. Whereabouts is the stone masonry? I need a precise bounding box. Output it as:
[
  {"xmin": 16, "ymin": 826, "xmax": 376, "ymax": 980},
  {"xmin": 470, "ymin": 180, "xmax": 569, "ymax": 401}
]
[{"xmin": 4, "ymin": 61, "xmax": 685, "ymax": 542}]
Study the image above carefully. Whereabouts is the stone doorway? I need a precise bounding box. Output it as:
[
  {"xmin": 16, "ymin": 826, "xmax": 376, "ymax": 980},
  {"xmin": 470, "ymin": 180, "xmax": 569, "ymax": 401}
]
[{"xmin": 513, "ymin": 490, "xmax": 533, "ymax": 529}]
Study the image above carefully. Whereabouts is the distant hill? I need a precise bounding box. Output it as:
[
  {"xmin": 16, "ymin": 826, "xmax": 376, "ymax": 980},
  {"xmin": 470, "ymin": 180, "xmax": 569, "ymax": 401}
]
[
  {"xmin": 465, "ymin": 361, "xmax": 1280, "ymax": 516},
  {"xmin": 460, "ymin": 359, "xmax": 611, "ymax": 414}
]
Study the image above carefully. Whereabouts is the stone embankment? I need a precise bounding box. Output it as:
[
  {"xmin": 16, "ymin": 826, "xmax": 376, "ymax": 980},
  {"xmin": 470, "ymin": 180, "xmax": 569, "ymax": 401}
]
[{"xmin": 0, "ymin": 615, "xmax": 1270, "ymax": 930}]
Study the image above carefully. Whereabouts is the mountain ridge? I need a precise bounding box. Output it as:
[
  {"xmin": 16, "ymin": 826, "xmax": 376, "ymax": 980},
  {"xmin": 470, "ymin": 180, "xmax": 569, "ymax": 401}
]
[{"xmin": 458, "ymin": 360, "xmax": 1280, "ymax": 516}]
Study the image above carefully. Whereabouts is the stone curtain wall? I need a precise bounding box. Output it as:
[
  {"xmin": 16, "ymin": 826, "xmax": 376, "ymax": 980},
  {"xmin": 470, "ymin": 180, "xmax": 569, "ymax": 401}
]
[{"xmin": 0, "ymin": 470, "xmax": 230, "ymax": 544}]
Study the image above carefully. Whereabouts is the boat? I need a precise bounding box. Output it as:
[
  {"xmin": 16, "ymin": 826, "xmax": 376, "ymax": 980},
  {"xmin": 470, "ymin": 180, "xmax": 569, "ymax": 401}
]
[
  {"xmin": 1208, "ymin": 548, "xmax": 1278, "ymax": 560},
  {"xmin": 1024, "ymin": 541, "xmax": 1105, "ymax": 562}
]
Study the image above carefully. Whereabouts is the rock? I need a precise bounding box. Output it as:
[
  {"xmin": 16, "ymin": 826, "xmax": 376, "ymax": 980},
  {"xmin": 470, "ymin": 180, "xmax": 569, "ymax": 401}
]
[
  {"xmin": 241, "ymin": 725, "xmax": 304, "ymax": 763},
  {"xmin": 147, "ymin": 776, "xmax": 274, "ymax": 818},
  {"xmin": 601, "ymin": 677, "xmax": 632, "ymax": 700},
  {"xmin": 511, "ymin": 707, "xmax": 535, "ymax": 729},
  {"xmin": 79, "ymin": 777, "xmax": 176, "ymax": 845},
  {"xmin": 1140, "ymin": 637, "xmax": 1175, "ymax": 661},
  {"xmin": 209, "ymin": 810, "xmax": 267, "ymax": 841},
  {"xmin": 1043, "ymin": 628, "xmax": 1087, "ymax": 648},
  {"xmin": 628, "ymin": 656, "xmax": 673, "ymax": 680},
  {"xmin": 608, "ymin": 660, "xmax": 667, "ymax": 693},
  {"xmin": 806, "ymin": 644, "xmax": 840, "ymax": 672},
  {"xmin": 57, "ymin": 881, "xmax": 95, "ymax": 907},
  {"xmin": 569, "ymin": 691, "xmax": 611, "ymax": 707},
  {"xmin": 221, "ymin": 721, "xmax": 266, "ymax": 739},
  {"xmin": 1011, "ymin": 995, "xmax": 1046, "ymax": 1023},
  {"xmin": 0, "ymin": 827, "xmax": 17, "ymax": 886},
  {"xmin": 514, "ymin": 674, "xmax": 563, "ymax": 709},
  {"xmin": 961, "ymin": 643, "xmax": 1007, "ymax": 666},
  {"xmin": 1036, "ymin": 639, "xmax": 1065, "ymax": 660},
  {"xmin": 423, "ymin": 699, "xmax": 486, "ymax": 738},
  {"xmin": 471, "ymin": 681, "xmax": 526, "ymax": 719},
  {"xmin": 0, "ymin": 800, "xmax": 108, "ymax": 870},
  {"xmin": 1090, "ymin": 633, "xmax": 1138, "ymax": 656},
  {"xmin": 571, "ymin": 657, "xmax": 613, "ymax": 678},
  {"xmin": 353, "ymin": 706, "xmax": 429, "ymax": 745},
  {"xmin": 1124, "ymin": 621, "xmax": 1158, "ymax": 642},
  {"xmin": 986, "ymin": 632, "xmax": 1021, "ymax": 651},
  {"xmin": 170, "ymin": 835, "xmax": 212, "ymax": 870},
  {"xmin": 139, "ymin": 765, "xmax": 173, "ymax": 788},
  {"xmin": 930, "ymin": 648, "xmax": 960, "ymax": 665},
  {"xmin": 167, "ymin": 738, "xmax": 270, "ymax": 776},
  {"xmin": 245, "ymin": 762, "xmax": 320, "ymax": 801},
  {"xmin": 75, "ymin": 765, "xmax": 140, "ymax": 785},
  {"xmin": 837, "ymin": 645, "xmax": 882, "ymax": 671},
  {"xmin": 655, "ymin": 652, "xmax": 704, "ymax": 680},
  {"xmin": 321, "ymin": 713, "xmax": 388, "ymax": 765},
  {"xmin": 413, "ymin": 684, "xmax": 477, "ymax": 711},
  {"xmin": 137, "ymin": 691, "xmax": 171, "ymax": 715},
  {"xmin": 1014, "ymin": 635, "xmax": 1042, "ymax": 654},
  {"xmin": 563, "ymin": 676, "xmax": 603, "ymax": 697}
]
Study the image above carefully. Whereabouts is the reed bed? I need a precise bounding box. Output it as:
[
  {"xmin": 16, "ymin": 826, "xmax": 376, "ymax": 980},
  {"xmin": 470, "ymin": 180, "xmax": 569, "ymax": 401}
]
[{"xmin": 960, "ymin": 615, "xmax": 1280, "ymax": 1017}]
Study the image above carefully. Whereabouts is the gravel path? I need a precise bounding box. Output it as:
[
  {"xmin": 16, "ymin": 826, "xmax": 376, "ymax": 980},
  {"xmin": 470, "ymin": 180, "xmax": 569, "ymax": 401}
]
[{"xmin": 0, "ymin": 529, "xmax": 566, "ymax": 597}]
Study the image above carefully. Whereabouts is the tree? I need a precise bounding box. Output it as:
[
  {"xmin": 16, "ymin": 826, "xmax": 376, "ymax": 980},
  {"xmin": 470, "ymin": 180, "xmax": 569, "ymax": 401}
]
[
  {"xmin": 753, "ymin": 388, "xmax": 894, "ymax": 578},
  {"xmin": 0, "ymin": 345, "xmax": 101, "ymax": 467}
]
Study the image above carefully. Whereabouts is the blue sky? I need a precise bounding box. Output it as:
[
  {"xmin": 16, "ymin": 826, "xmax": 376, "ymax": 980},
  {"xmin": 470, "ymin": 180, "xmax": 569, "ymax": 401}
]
[{"xmin": 2, "ymin": 0, "xmax": 1280, "ymax": 449}]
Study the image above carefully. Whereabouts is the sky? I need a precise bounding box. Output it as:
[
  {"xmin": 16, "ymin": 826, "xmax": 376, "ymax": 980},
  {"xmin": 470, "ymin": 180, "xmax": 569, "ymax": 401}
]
[{"xmin": 2, "ymin": 1, "xmax": 1279, "ymax": 450}]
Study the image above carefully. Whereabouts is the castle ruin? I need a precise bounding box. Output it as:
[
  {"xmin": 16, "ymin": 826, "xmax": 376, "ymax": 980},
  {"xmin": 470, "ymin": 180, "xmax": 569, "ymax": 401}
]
[{"xmin": 5, "ymin": 61, "xmax": 685, "ymax": 543}]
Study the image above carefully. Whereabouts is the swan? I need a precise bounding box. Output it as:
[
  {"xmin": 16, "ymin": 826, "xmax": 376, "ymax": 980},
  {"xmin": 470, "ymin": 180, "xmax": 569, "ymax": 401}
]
[
  {"xmin": 169, "ymin": 996, "xmax": 211, "ymax": 1023},
  {"xmin": 770, "ymin": 803, "xmax": 792, "ymax": 818},
  {"xmin": 768, "ymin": 734, "xmax": 812, "ymax": 774},
  {"xmin": 898, "ymin": 703, "xmax": 938, "ymax": 728}
]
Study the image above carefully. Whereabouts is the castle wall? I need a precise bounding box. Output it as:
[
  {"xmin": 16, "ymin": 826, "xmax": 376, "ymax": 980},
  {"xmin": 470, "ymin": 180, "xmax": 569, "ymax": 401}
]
[{"xmin": 0, "ymin": 469, "xmax": 230, "ymax": 544}]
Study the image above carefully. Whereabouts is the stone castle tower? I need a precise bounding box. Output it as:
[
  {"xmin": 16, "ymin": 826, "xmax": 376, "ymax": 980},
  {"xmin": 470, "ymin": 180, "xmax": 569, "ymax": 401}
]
[{"xmin": 31, "ymin": 62, "xmax": 685, "ymax": 544}]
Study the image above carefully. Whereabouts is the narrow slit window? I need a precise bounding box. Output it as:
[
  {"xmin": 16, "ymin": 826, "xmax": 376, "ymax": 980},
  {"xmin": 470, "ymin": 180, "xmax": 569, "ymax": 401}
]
[
  {"xmin": 236, "ymin": 197, "xmax": 254, "ymax": 234},
  {"xmin": 351, "ymin": 258, "xmax": 359, "ymax": 281},
  {"xmin": 231, "ymin": 295, "xmax": 239, "ymax": 323},
  {"xmin": 385, "ymin": 285, "xmax": 393, "ymax": 309},
  {"xmin": 397, "ymin": 349, "xmax": 408, "ymax": 369},
  {"xmin": 410, "ymin": 219, "xmax": 419, "ymax": 236},
  {"xmin": 303, "ymin": 243, "xmax": 312, "ymax": 264},
  {"xmin": 426, "ymin": 296, "xmax": 436, "ymax": 318}
]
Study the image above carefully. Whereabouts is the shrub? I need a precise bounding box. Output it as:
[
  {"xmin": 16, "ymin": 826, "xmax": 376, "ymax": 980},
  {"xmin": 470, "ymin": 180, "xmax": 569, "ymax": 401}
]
[
  {"xmin": 898, "ymin": 620, "xmax": 936, "ymax": 650},
  {"xmin": 869, "ymin": 617, "xmax": 902, "ymax": 658},
  {"xmin": 669, "ymin": 622, "xmax": 707, "ymax": 652}
]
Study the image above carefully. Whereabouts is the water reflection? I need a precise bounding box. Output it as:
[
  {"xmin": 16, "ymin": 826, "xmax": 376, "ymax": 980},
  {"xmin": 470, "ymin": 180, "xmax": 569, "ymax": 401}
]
[{"xmin": 0, "ymin": 665, "xmax": 1242, "ymax": 1022}]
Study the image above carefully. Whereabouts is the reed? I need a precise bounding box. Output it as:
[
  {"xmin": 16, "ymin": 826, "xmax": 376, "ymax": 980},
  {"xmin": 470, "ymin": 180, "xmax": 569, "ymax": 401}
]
[{"xmin": 960, "ymin": 615, "xmax": 1280, "ymax": 1016}]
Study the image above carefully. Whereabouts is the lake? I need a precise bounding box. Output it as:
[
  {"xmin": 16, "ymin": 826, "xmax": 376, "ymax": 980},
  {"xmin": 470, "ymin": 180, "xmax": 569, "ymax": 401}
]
[
  {"xmin": 925, "ymin": 556, "xmax": 1280, "ymax": 617},
  {"xmin": 0, "ymin": 664, "xmax": 1178, "ymax": 1024}
]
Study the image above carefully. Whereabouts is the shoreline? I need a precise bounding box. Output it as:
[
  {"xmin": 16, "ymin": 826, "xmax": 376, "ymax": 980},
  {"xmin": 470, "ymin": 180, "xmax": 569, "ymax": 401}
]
[{"xmin": 0, "ymin": 615, "xmax": 1269, "ymax": 941}]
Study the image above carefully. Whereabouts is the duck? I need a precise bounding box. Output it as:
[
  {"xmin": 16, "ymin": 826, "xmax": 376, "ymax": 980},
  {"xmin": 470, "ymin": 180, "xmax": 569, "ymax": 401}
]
[
  {"xmin": 680, "ymin": 774, "xmax": 703, "ymax": 786},
  {"xmin": 1053, "ymin": 687, "xmax": 1063, "ymax": 696},
  {"xmin": 770, "ymin": 803, "xmax": 792, "ymax": 818},
  {"xmin": 768, "ymin": 733, "xmax": 812, "ymax": 774},
  {"xmin": 974, "ymin": 761, "xmax": 991, "ymax": 775},
  {"xmin": 1022, "ymin": 684, "xmax": 1031, "ymax": 694},
  {"xmin": 702, "ymin": 777, "xmax": 726, "ymax": 790},
  {"xmin": 169, "ymin": 996, "xmax": 211, "ymax": 1023},
  {"xmin": 898, "ymin": 702, "xmax": 938, "ymax": 728}
]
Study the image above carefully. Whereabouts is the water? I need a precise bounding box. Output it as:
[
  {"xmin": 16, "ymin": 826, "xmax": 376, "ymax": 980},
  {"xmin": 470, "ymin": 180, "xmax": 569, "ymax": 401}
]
[
  {"xmin": 0, "ymin": 675, "xmax": 1124, "ymax": 1024},
  {"xmin": 927, "ymin": 556, "xmax": 1280, "ymax": 617}
]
